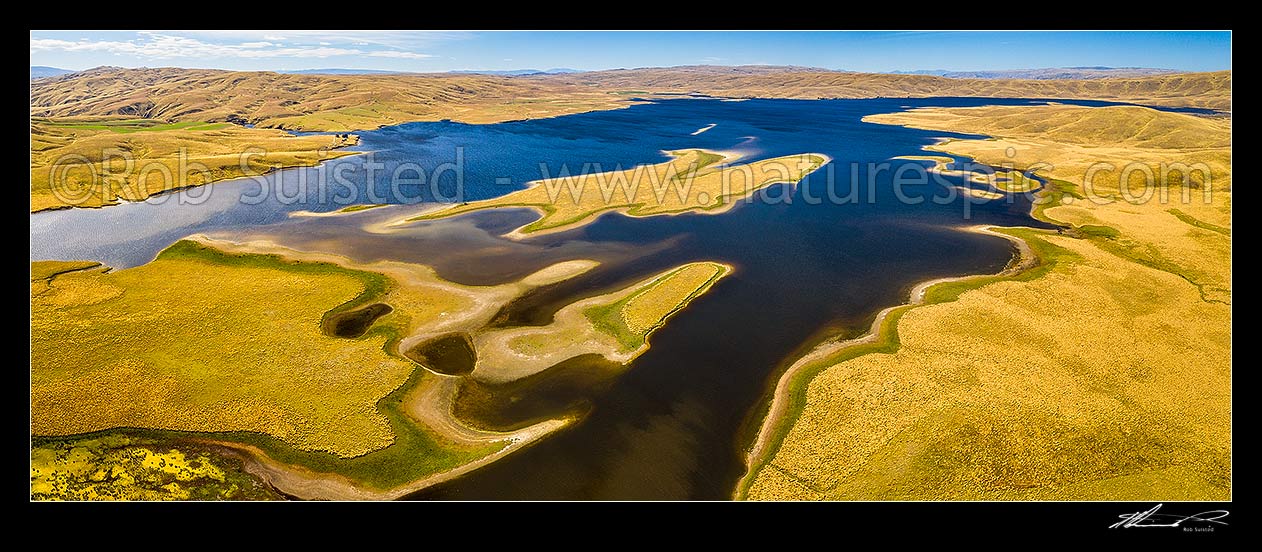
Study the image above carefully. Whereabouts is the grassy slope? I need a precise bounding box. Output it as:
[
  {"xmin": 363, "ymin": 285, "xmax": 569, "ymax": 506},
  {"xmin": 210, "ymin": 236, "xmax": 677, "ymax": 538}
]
[
  {"xmin": 31, "ymin": 240, "xmax": 505, "ymax": 491},
  {"xmin": 410, "ymin": 149, "xmax": 828, "ymax": 235},
  {"xmin": 31, "ymin": 116, "xmax": 357, "ymax": 212},
  {"xmin": 32, "ymin": 240, "xmax": 415, "ymax": 457},
  {"xmin": 744, "ymin": 104, "xmax": 1231, "ymax": 500}
]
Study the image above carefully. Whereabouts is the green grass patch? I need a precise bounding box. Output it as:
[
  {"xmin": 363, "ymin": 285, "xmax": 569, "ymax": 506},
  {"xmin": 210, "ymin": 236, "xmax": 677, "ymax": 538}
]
[
  {"xmin": 1077, "ymin": 225, "xmax": 1121, "ymax": 239},
  {"xmin": 583, "ymin": 294, "xmax": 644, "ymax": 351},
  {"xmin": 1168, "ymin": 208, "xmax": 1230, "ymax": 237},
  {"xmin": 339, "ymin": 204, "xmax": 388, "ymax": 213},
  {"xmin": 44, "ymin": 119, "xmax": 229, "ymax": 134}
]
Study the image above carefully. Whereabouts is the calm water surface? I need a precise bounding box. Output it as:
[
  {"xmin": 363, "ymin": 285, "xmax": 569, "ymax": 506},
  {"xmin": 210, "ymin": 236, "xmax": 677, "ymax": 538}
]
[{"xmin": 33, "ymin": 97, "xmax": 1069, "ymax": 499}]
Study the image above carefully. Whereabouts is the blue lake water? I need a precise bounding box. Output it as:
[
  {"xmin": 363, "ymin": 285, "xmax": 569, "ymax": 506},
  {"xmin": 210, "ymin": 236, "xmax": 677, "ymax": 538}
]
[{"xmin": 32, "ymin": 97, "xmax": 1079, "ymax": 499}]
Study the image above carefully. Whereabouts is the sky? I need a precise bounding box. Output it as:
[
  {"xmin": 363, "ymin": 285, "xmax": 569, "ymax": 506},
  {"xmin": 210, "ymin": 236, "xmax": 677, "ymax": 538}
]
[{"xmin": 29, "ymin": 31, "xmax": 1231, "ymax": 73}]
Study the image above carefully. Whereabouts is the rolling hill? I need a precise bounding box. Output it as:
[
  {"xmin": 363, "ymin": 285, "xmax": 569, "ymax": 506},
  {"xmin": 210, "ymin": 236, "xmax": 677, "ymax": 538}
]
[{"xmin": 30, "ymin": 66, "xmax": 1231, "ymax": 133}]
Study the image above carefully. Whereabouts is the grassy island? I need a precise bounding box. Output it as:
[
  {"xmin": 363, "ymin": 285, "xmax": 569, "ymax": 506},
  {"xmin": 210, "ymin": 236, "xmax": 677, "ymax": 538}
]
[
  {"xmin": 401, "ymin": 149, "xmax": 829, "ymax": 236},
  {"xmin": 472, "ymin": 262, "xmax": 731, "ymax": 383}
]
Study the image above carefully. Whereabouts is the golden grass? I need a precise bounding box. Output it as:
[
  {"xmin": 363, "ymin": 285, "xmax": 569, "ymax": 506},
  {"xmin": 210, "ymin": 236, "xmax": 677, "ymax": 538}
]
[
  {"xmin": 30, "ymin": 116, "xmax": 358, "ymax": 212},
  {"xmin": 408, "ymin": 149, "xmax": 828, "ymax": 236},
  {"xmin": 747, "ymin": 104, "xmax": 1231, "ymax": 500},
  {"xmin": 31, "ymin": 247, "xmax": 415, "ymax": 457},
  {"xmin": 31, "ymin": 435, "xmax": 279, "ymax": 501},
  {"xmin": 619, "ymin": 263, "xmax": 728, "ymax": 335},
  {"xmin": 869, "ymin": 104, "xmax": 1231, "ymax": 303}
]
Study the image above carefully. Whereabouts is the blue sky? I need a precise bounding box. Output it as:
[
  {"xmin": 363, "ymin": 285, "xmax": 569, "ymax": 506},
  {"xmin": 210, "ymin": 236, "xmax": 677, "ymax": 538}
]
[{"xmin": 29, "ymin": 31, "xmax": 1231, "ymax": 73}]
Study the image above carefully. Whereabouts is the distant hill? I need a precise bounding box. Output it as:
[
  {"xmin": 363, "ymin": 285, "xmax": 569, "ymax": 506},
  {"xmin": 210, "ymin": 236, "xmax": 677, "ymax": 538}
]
[
  {"xmin": 29, "ymin": 65, "xmax": 1231, "ymax": 133},
  {"xmin": 31, "ymin": 66, "xmax": 75, "ymax": 79},
  {"xmin": 449, "ymin": 68, "xmax": 584, "ymax": 76},
  {"xmin": 553, "ymin": 66, "xmax": 1228, "ymax": 111},
  {"xmin": 278, "ymin": 68, "xmax": 402, "ymax": 75},
  {"xmin": 890, "ymin": 67, "xmax": 1180, "ymax": 80}
]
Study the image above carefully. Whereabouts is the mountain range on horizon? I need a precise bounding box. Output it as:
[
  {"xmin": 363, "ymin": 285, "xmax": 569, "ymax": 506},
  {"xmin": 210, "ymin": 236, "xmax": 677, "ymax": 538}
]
[
  {"xmin": 32, "ymin": 64, "xmax": 1189, "ymax": 81},
  {"xmin": 30, "ymin": 66, "xmax": 75, "ymax": 79}
]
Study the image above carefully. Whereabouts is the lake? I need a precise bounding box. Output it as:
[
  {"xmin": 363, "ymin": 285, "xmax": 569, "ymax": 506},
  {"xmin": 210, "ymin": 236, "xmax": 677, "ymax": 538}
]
[{"xmin": 32, "ymin": 97, "xmax": 1069, "ymax": 499}]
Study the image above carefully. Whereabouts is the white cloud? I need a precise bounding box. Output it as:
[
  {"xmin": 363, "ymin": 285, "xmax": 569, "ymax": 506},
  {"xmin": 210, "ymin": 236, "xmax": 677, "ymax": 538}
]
[
  {"xmin": 167, "ymin": 30, "xmax": 472, "ymax": 48},
  {"xmin": 367, "ymin": 50, "xmax": 433, "ymax": 59},
  {"xmin": 29, "ymin": 34, "xmax": 434, "ymax": 60},
  {"xmin": 503, "ymin": 58, "xmax": 513, "ymax": 62}
]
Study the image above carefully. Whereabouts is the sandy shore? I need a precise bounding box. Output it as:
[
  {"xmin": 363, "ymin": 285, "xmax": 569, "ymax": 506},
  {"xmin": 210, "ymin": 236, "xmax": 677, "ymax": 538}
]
[
  {"xmin": 204, "ymin": 382, "xmax": 571, "ymax": 500},
  {"xmin": 178, "ymin": 235, "xmax": 593, "ymax": 499}
]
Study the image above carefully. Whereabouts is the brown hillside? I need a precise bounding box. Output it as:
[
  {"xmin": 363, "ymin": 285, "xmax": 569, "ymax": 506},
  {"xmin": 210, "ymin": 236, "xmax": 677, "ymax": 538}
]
[
  {"xmin": 552, "ymin": 66, "xmax": 1231, "ymax": 111},
  {"xmin": 31, "ymin": 66, "xmax": 1230, "ymax": 133}
]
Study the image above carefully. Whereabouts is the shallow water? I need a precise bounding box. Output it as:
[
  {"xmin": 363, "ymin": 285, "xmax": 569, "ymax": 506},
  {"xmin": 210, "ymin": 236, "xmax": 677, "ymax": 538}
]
[{"xmin": 33, "ymin": 97, "xmax": 1075, "ymax": 499}]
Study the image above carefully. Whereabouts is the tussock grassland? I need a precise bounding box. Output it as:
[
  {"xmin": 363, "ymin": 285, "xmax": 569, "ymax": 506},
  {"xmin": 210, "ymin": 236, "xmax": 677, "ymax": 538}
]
[
  {"xmin": 406, "ymin": 149, "xmax": 828, "ymax": 236},
  {"xmin": 31, "ymin": 435, "xmax": 279, "ymax": 500},
  {"xmin": 746, "ymin": 104, "xmax": 1230, "ymax": 500},
  {"xmin": 31, "ymin": 116, "xmax": 357, "ymax": 212}
]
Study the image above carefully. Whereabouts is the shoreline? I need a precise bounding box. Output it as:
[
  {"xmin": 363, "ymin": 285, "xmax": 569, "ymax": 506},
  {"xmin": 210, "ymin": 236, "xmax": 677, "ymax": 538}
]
[
  {"xmin": 735, "ymin": 115, "xmax": 1066, "ymax": 499},
  {"xmin": 34, "ymin": 236, "xmax": 727, "ymax": 500},
  {"xmin": 165, "ymin": 236, "xmax": 589, "ymax": 499},
  {"xmin": 734, "ymin": 224, "xmax": 1042, "ymax": 499}
]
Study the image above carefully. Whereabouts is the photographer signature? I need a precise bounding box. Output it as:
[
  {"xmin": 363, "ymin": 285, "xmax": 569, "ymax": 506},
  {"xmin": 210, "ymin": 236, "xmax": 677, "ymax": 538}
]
[{"xmin": 1110, "ymin": 504, "xmax": 1229, "ymax": 529}]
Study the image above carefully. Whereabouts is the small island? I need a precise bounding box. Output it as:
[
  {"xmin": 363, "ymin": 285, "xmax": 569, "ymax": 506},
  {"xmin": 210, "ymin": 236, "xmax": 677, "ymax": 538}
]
[{"xmin": 398, "ymin": 149, "xmax": 830, "ymax": 237}]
